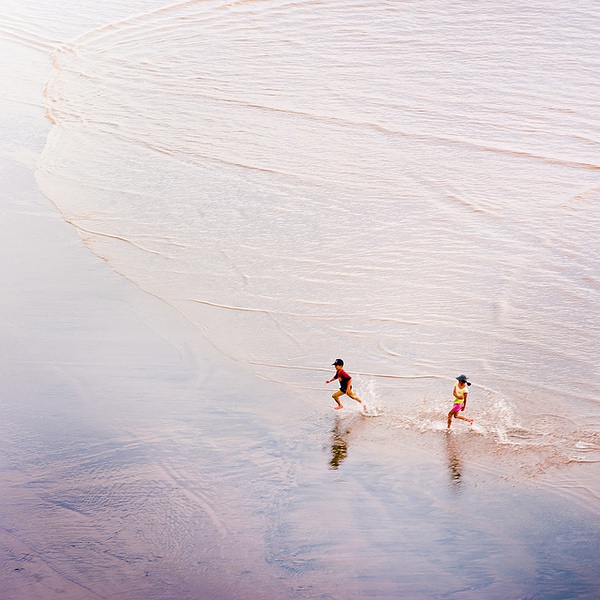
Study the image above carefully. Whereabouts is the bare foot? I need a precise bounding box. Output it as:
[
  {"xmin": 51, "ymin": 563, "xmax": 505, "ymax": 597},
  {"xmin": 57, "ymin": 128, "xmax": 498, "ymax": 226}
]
[
  {"xmin": 469, "ymin": 419, "xmax": 474, "ymax": 425},
  {"xmin": 334, "ymin": 405, "xmax": 343, "ymax": 410}
]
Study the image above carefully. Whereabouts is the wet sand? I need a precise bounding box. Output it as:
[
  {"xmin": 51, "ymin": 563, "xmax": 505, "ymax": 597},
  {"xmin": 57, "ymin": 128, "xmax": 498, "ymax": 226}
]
[
  {"xmin": 1, "ymin": 156, "xmax": 599, "ymax": 599},
  {"xmin": 1, "ymin": 29, "xmax": 600, "ymax": 600},
  {"xmin": 0, "ymin": 154, "xmax": 292, "ymax": 598},
  {"xmin": 1, "ymin": 164, "xmax": 599, "ymax": 598}
]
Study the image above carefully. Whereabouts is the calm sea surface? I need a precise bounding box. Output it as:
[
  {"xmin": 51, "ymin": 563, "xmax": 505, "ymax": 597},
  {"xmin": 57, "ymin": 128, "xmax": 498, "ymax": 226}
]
[{"xmin": 3, "ymin": 0, "xmax": 600, "ymax": 597}]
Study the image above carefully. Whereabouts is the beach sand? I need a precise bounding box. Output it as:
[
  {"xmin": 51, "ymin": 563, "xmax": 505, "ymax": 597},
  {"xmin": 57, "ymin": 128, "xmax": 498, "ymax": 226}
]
[
  {"xmin": 0, "ymin": 96, "xmax": 293, "ymax": 596},
  {"xmin": 2, "ymin": 156, "xmax": 599, "ymax": 600},
  {"xmin": 1, "ymin": 24, "xmax": 600, "ymax": 600}
]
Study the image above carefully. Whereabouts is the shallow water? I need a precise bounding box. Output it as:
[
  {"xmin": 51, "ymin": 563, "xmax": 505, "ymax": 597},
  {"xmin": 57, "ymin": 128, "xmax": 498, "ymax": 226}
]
[
  {"xmin": 35, "ymin": 0, "xmax": 600, "ymax": 400},
  {"xmin": 2, "ymin": 0, "xmax": 600, "ymax": 597}
]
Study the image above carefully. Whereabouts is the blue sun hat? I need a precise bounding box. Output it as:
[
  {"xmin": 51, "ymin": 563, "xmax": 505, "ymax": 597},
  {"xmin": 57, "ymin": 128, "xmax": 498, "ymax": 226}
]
[{"xmin": 456, "ymin": 374, "xmax": 471, "ymax": 386}]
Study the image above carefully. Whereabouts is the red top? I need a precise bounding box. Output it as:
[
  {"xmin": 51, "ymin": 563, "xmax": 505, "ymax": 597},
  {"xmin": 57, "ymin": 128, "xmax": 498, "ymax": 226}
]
[{"xmin": 334, "ymin": 369, "xmax": 352, "ymax": 390}]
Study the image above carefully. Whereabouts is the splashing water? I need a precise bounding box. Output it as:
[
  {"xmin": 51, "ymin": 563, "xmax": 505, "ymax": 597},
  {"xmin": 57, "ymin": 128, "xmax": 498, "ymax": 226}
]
[{"xmin": 357, "ymin": 379, "xmax": 384, "ymax": 417}]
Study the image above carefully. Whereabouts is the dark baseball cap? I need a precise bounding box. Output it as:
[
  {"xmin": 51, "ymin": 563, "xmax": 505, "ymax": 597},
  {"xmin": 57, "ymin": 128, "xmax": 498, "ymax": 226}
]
[{"xmin": 333, "ymin": 359, "xmax": 344, "ymax": 366}]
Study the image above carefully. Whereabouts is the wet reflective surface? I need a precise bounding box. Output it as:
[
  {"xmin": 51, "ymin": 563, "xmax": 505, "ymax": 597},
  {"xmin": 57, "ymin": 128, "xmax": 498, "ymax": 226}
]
[{"xmin": 1, "ymin": 0, "xmax": 599, "ymax": 597}]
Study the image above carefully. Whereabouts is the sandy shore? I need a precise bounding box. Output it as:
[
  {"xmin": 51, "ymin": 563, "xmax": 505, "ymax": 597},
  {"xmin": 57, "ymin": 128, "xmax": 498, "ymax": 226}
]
[
  {"xmin": 2, "ymin": 157, "xmax": 599, "ymax": 600},
  {"xmin": 1, "ymin": 28, "xmax": 599, "ymax": 600},
  {"xmin": 0, "ymin": 118, "xmax": 291, "ymax": 597}
]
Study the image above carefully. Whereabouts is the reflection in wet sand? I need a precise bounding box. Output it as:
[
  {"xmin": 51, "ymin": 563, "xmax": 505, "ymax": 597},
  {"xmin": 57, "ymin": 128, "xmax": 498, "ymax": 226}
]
[
  {"xmin": 445, "ymin": 433, "xmax": 464, "ymax": 495},
  {"xmin": 329, "ymin": 416, "xmax": 350, "ymax": 470}
]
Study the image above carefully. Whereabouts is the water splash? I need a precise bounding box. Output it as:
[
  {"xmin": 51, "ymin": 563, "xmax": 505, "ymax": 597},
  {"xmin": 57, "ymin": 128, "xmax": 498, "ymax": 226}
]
[{"xmin": 357, "ymin": 379, "xmax": 384, "ymax": 417}]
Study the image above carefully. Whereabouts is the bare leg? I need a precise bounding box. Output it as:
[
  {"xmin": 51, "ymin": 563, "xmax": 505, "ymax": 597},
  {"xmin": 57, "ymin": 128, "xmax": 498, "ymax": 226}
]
[
  {"xmin": 455, "ymin": 414, "xmax": 474, "ymax": 425},
  {"xmin": 447, "ymin": 410, "xmax": 454, "ymax": 429},
  {"xmin": 346, "ymin": 387, "xmax": 363, "ymax": 406},
  {"xmin": 332, "ymin": 390, "xmax": 344, "ymax": 409}
]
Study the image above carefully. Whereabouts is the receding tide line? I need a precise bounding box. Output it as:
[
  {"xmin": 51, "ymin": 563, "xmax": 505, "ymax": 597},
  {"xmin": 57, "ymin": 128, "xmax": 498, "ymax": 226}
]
[
  {"xmin": 186, "ymin": 301, "xmax": 455, "ymax": 382},
  {"xmin": 247, "ymin": 361, "xmax": 442, "ymax": 381},
  {"xmin": 188, "ymin": 297, "xmax": 337, "ymax": 320},
  {"xmin": 67, "ymin": 221, "xmax": 161, "ymax": 255}
]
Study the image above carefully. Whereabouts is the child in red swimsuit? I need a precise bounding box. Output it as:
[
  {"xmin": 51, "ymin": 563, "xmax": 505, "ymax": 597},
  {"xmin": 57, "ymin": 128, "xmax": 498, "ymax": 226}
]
[{"xmin": 326, "ymin": 359, "xmax": 364, "ymax": 410}]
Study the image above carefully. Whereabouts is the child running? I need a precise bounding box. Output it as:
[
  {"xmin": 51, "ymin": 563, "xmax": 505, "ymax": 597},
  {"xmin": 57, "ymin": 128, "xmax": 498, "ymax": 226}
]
[
  {"xmin": 326, "ymin": 359, "xmax": 364, "ymax": 410},
  {"xmin": 447, "ymin": 374, "xmax": 474, "ymax": 429}
]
